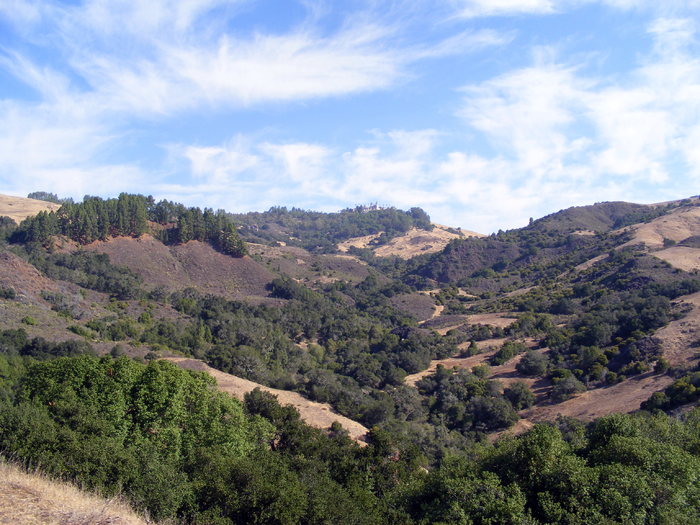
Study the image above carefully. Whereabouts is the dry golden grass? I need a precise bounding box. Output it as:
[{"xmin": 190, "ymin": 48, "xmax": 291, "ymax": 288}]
[
  {"xmin": 165, "ymin": 358, "xmax": 369, "ymax": 444},
  {"xmin": 618, "ymin": 206, "xmax": 700, "ymax": 249},
  {"xmin": 0, "ymin": 460, "xmax": 151, "ymax": 525},
  {"xmin": 0, "ymin": 194, "xmax": 60, "ymax": 224},
  {"xmin": 654, "ymin": 246, "xmax": 700, "ymax": 272},
  {"xmin": 337, "ymin": 225, "xmax": 483, "ymax": 259}
]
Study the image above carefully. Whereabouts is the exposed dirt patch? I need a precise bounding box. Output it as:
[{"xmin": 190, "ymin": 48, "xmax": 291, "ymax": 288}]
[
  {"xmin": 574, "ymin": 253, "xmax": 608, "ymax": 272},
  {"xmin": 511, "ymin": 292, "xmax": 700, "ymax": 432},
  {"xmin": 373, "ymin": 226, "xmax": 472, "ymax": 258},
  {"xmin": 0, "ymin": 251, "xmax": 63, "ymax": 306},
  {"xmin": 390, "ymin": 293, "xmax": 438, "ymax": 322},
  {"xmin": 336, "ymin": 233, "xmax": 381, "ymax": 252},
  {"xmin": 654, "ymin": 290, "xmax": 700, "ymax": 368},
  {"xmin": 337, "ymin": 225, "xmax": 483, "ymax": 259},
  {"xmin": 653, "ymin": 246, "xmax": 700, "ymax": 272},
  {"xmin": 0, "ymin": 460, "xmax": 148, "ymax": 525},
  {"xmin": 618, "ymin": 206, "xmax": 700, "ymax": 249},
  {"xmin": 75, "ymin": 235, "xmax": 275, "ymax": 301},
  {"xmin": 403, "ymin": 338, "xmax": 507, "ymax": 386},
  {"xmin": 165, "ymin": 358, "xmax": 369, "ymax": 444},
  {"xmin": 0, "ymin": 193, "xmax": 60, "ymax": 225},
  {"xmin": 504, "ymin": 287, "xmax": 534, "ymax": 298},
  {"xmin": 466, "ymin": 312, "xmax": 519, "ymax": 329},
  {"xmin": 520, "ymin": 372, "xmax": 674, "ymax": 426}
]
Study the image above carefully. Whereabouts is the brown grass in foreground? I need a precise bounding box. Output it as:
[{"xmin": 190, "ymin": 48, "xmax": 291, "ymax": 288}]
[{"xmin": 0, "ymin": 460, "xmax": 151, "ymax": 525}]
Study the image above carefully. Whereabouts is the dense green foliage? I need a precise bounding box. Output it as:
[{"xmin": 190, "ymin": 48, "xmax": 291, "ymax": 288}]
[
  {"xmin": 27, "ymin": 191, "xmax": 73, "ymax": 204},
  {"xmin": 13, "ymin": 193, "xmax": 246, "ymax": 257},
  {"xmin": 232, "ymin": 205, "xmax": 432, "ymax": 252},
  {"xmin": 30, "ymin": 250, "xmax": 143, "ymax": 299},
  {"xmin": 1, "ymin": 350, "xmax": 699, "ymax": 523},
  {"xmin": 417, "ymin": 365, "xmax": 519, "ymax": 434},
  {"xmin": 5, "ymin": 195, "xmax": 700, "ymax": 522}
]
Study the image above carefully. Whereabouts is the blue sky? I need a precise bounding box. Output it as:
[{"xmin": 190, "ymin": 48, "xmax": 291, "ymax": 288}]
[{"xmin": 1, "ymin": 0, "xmax": 699, "ymax": 233}]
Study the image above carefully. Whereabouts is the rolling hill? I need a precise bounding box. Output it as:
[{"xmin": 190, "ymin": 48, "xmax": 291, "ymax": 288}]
[{"xmin": 2, "ymin": 192, "xmax": 700, "ymax": 523}]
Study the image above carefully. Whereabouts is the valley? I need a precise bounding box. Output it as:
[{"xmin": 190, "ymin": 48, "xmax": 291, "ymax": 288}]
[{"xmin": 2, "ymin": 192, "xmax": 700, "ymax": 523}]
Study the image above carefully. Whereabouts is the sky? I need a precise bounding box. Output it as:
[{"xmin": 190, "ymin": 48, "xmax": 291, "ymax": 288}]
[{"xmin": 1, "ymin": 0, "xmax": 700, "ymax": 233}]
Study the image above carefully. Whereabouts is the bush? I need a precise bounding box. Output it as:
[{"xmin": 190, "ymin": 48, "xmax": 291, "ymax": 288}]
[
  {"xmin": 516, "ymin": 350, "xmax": 549, "ymax": 376},
  {"xmin": 504, "ymin": 382, "xmax": 535, "ymax": 410},
  {"xmin": 0, "ymin": 286, "xmax": 16, "ymax": 299},
  {"xmin": 491, "ymin": 341, "xmax": 527, "ymax": 366},
  {"xmin": 551, "ymin": 376, "xmax": 586, "ymax": 402},
  {"xmin": 472, "ymin": 364, "xmax": 490, "ymax": 378}
]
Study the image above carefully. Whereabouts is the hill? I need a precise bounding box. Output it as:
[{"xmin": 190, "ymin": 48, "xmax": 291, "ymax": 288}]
[
  {"xmin": 0, "ymin": 193, "xmax": 61, "ymax": 224},
  {"xmin": 3, "ymin": 192, "xmax": 700, "ymax": 523},
  {"xmin": 166, "ymin": 357, "xmax": 369, "ymax": 443}
]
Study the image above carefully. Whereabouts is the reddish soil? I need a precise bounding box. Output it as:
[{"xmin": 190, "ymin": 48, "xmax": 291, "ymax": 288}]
[
  {"xmin": 391, "ymin": 293, "xmax": 439, "ymax": 322},
  {"xmin": 0, "ymin": 251, "xmax": 65, "ymax": 306},
  {"xmin": 76, "ymin": 235, "xmax": 275, "ymax": 300},
  {"xmin": 165, "ymin": 358, "xmax": 369, "ymax": 444}
]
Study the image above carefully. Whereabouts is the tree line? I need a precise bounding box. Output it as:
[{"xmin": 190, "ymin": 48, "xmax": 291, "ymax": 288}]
[{"xmin": 12, "ymin": 193, "xmax": 246, "ymax": 257}]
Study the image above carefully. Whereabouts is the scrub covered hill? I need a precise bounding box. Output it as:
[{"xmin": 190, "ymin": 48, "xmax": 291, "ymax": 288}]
[{"xmin": 2, "ymin": 193, "xmax": 700, "ymax": 523}]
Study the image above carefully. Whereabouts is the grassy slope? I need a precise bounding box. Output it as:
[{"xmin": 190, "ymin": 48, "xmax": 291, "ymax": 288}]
[{"xmin": 0, "ymin": 460, "xmax": 151, "ymax": 525}]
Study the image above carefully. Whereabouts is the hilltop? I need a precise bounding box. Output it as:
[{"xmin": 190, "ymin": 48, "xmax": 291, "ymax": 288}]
[{"xmin": 0, "ymin": 193, "xmax": 61, "ymax": 224}]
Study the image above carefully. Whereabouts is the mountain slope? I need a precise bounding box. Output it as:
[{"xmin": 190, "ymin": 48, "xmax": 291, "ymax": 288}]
[
  {"xmin": 0, "ymin": 193, "xmax": 61, "ymax": 224},
  {"xmin": 0, "ymin": 460, "xmax": 150, "ymax": 525}
]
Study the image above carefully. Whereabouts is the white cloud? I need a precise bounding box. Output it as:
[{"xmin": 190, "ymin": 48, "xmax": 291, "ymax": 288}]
[
  {"xmin": 450, "ymin": 0, "xmax": 692, "ymax": 18},
  {"xmin": 452, "ymin": 0, "xmax": 555, "ymax": 18}
]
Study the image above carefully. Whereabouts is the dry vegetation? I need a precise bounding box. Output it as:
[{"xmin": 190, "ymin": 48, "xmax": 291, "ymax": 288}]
[
  {"xmin": 619, "ymin": 206, "xmax": 700, "ymax": 249},
  {"xmin": 69, "ymin": 235, "xmax": 275, "ymax": 301},
  {"xmin": 337, "ymin": 224, "xmax": 483, "ymax": 259},
  {"xmin": 403, "ymin": 337, "xmax": 507, "ymax": 386},
  {"xmin": 165, "ymin": 357, "xmax": 369, "ymax": 444},
  {"xmin": 654, "ymin": 246, "xmax": 700, "ymax": 272},
  {"xmin": 0, "ymin": 194, "xmax": 61, "ymax": 225},
  {"xmin": 0, "ymin": 460, "xmax": 150, "ymax": 525}
]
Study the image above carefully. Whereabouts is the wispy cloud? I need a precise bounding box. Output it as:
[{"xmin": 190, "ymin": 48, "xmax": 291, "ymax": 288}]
[
  {"xmin": 165, "ymin": 14, "xmax": 700, "ymax": 232},
  {"xmin": 0, "ymin": 0, "xmax": 508, "ymax": 205}
]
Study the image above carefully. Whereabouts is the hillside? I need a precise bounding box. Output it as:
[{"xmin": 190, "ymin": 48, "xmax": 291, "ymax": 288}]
[
  {"xmin": 3, "ymin": 193, "xmax": 700, "ymax": 523},
  {"xmin": 166, "ymin": 357, "xmax": 369, "ymax": 443},
  {"xmin": 0, "ymin": 461, "xmax": 150, "ymax": 525},
  {"xmin": 0, "ymin": 193, "xmax": 61, "ymax": 224}
]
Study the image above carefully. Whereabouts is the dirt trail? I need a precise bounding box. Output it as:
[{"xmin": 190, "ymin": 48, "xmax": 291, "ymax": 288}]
[
  {"xmin": 419, "ymin": 304, "xmax": 444, "ymax": 325},
  {"xmin": 165, "ymin": 358, "xmax": 369, "ymax": 444},
  {"xmin": 403, "ymin": 338, "xmax": 507, "ymax": 386}
]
